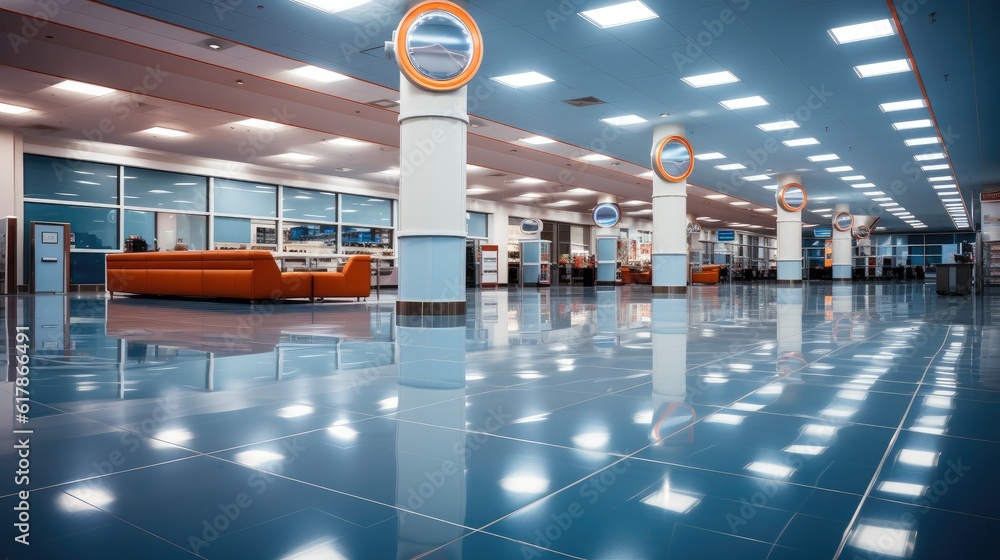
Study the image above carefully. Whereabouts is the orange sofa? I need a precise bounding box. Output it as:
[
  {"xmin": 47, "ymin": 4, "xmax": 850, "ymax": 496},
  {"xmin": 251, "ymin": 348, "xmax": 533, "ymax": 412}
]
[
  {"xmin": 621, "ymin": 267, "xmax": 651, "ymax": 284},
  {"xmin": 691, "ymin": 264, "xmax": 721, "ymax": 285},
  {"xmin": 106, "ymin": 251, "xmax": 370, "ymax": 301}
]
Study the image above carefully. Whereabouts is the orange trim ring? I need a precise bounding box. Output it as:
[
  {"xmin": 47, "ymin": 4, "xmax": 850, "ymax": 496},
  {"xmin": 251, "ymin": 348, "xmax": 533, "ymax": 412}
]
[
  {"xmin": 833, "ymin": 211, "xmax": 854, "ymax": 232},
  {"xmin": 777, "ymin": 182, "xmax": 807, "ymax": 212},
  {"xmin": 854, "ymin": 225, "xmax": 871, "ymax": 240},
  {"xmin": 652, "ymin": 135, "xmax": 694, "ymax": 183},
  {"xmin": 395, "ymin": 1, "xmax": 484, "ymax": 92}
]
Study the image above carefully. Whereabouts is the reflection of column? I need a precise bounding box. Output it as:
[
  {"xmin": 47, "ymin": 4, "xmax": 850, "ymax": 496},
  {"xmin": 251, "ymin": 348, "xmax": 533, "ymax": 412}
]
[
  {"xmin": 652, "ymin": 123, "xmax": 688, "ymax": 294},
  {"xmin": 596, "ymin": 194, "xmax": 619, "ymax": 285},
  {"xmin": 832, "ymin": 203, "xmax": 852, "ymax": 281},
  {"xmin": 831, "ymin": 284, "xmax": 853, "ymax": 345},
  {"xmin": 650, "ymin": 296, "xmax": 693, "ymax": 443},
  {"xmin": 776, "ymin": 287, "xmax": 805, "ymax": 376},
  {"xmin": 395, "ymin": 78, "xmax": 468, "ymax": 317},
  {"xmin": 396, "ymin": 317, "xmax": 466, "ymax": 560},
  {"xmin": 593, "ymin": 287, "xmax": 619, "ymax": 348},
  {"xmin": 776, "ymin": 174, "xmax": 803, "ymax": 284}
]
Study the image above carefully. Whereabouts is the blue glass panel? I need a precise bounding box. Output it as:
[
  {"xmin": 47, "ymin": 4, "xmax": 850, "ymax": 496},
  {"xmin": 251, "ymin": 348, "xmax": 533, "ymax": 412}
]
[
  {"xmin": 341, "ymin": 194, "xmax": 392, "ymax": 226},
  {"xmin": 282, "ymin": 187, "xmax": 336, "ymax": 222},
  {"xmin": 123, "ymin": 167, "xmax": 207, "ymax": 212},
  {"xmin": 70, "ymin": 252, "xmax": 108, "ymax": 284},
  {"xmin": 214, "ymin": 217, "xmax": 251, "ymax": 244},
  {"xmin": 24, "ymin": 203, "xmax": 118, "ymax": 250},
  {"xmin": 214, "ymin": 179, "xmax": 277, "ymax": 217},
  {"xmin": 124, "ymin": 210, "xmax": 155, "ymax": 245},
  {"xmin": 467, "ymin": 212, "xmax": 487, "ymax": 238},
  {"xmin": 24, "ymin": 154, "xmax": 118, "ymax": 205}
]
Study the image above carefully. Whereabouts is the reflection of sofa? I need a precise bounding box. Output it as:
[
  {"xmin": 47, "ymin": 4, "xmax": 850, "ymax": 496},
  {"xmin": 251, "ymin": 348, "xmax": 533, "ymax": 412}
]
[
  {"xmin": 621, "ymin": 267, "xmax": 651, "ymax": 284},
  {"xmin": 691, "ymin": 264, "xmax": 721, "ymax": 285},
  {"xmin": 106, "ymin": 251, "xmax": 370, "ymax": 301}
]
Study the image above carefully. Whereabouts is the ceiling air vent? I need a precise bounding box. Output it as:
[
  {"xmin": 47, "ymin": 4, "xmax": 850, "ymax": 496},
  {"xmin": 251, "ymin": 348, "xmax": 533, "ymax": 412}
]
[
  {"xmin": 469, "ymin": 117, "xmax": 487, "ymax": 128},
  {"xmin": 368, "ymin": 99, "xmax": 399, "ymax": 109},
  {"xmin": 18, "ymin": 123, "xmax": 65, "ymax": 133},
  {"xmin": 564, "ymin": 96, "xmax": 605, "ymax": 107}
]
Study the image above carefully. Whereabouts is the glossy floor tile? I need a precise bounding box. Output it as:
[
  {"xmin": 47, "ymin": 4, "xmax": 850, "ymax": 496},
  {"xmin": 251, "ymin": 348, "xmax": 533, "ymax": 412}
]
[{"xmin": 2, "ymin": 282, "xmax": 999, "ymax": 559}]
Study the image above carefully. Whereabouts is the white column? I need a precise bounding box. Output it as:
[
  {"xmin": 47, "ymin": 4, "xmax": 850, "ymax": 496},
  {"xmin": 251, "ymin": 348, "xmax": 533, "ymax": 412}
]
[
  {"xmin": 775, "ymin": 174, "xmax": 803, "ymax": 284},
  {"xmin": 832, "ymin": 203, "xmax": 852, "ymax": 281},
  {"xmin": 652, "ymin": 123, "xmax": 688, "ymax": 294},
  {"xmin": 0, "ymin": 128, "xmax": 24, "ymax": 285},
  {"xmin": 396, "ymin": 78, "xmax": 468, "ymax": 316},
  {"xmin": 596, "ymin": 193, "xmax": 619, "ymax": 284}
]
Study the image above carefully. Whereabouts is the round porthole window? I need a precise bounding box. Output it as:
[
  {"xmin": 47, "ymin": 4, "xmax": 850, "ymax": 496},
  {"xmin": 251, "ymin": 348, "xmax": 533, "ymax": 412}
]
[
  {"xmin": 592, "ymin": 203, "xmax": 621, "ymax": 228},
  {"xmin": 394, "ymin": 1, "xmax": 483, "ymax": 92},
  {"xmin": 519, "ymin": 219, "xmax": 542, "ymax": 235},
  {"xmin": 833, "ymin": 211, "xmax": 854, "ymax": 232},
  {"xmin": 777, "ymin": 183, "xmax": 807, "ymax": 212},
  {"xmin": 854, "ymin": 224, "xmax": 871, "ymax": 240},
  {"xmin": 651, "ymin": 135, "xmax": 694, "ymax": 182}
]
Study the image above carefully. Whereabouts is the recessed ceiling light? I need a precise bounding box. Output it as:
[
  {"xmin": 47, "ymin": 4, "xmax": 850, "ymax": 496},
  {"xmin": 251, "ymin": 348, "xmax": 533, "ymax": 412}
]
[
  {"xmin": 621, "ymin": 200, "xmax": 650, "ymax": 206},
  {"xmin": 893, "ymin": 119, "xmax": 933, "ymax": 130},
  {"xmin": 601, "ymin": 114, "xmax": 647, "ymax": 126},
  {"xmin": 932, "ymin": 184, "xmax": 957, "ymax": 189},
  {"xmin": 324, "ymin": 137, "xmax": 365, "ymax": 147},
  {"xmin": 290, "ymin": 0, "xmax": 371, "ymax": 13},
  {"xmin": 841, "ymin": 175, "xmax": 866, "ymax": 181},
  {"xmin": 826, "ymin": 166, "xmax": 853, "ymax": 173},
  {"xmin": 519, "ymin": 135, "xmax": 556, "ymax": 145},
  {"xmin": 808, "ymin": 154, "xmax": 839, "ymax": 162},
  {"xmin": 762, "ymin": 184, "xmax": 778, "ymax": 190},
  {"xmin": 142, "ymin": 127, "xmax": 187, "ymax": 137},
  {"xmin": 491, "ymin": 71, "xmax": 554, "ymax": 88},
  {"xmin": 754, "ymin": 207, "xmax": 774, "ymax": 212},
  {"xmin": 879, "ymin": 99, "xmax": 926, "ymax": 112},
  {"xmin": 235, "ymin": 118, "xmax": 283, "ymax": 130},
  {"xmin": 921, "ymin": 164, "xmax": 950, "ymax": 171},
  {"xmin": 783, "ymin": 138, "xmax": 819, "ymax": 147},
  {"xmin": 579, "ymin": 1, "xmax": 657, "ymax": 28},
  {"xmin": 466, "ymin": 187, "xmax": 492, "ymax": 195},
  {"xmin": 719, "ymin": 96, "xmax": 768, "ymax": 110},
  {"xmin": 756, "ymin": 120, "xmax": 798, "ymax": 131},
  {"xmin": 851, "ymin": 183, "xmax": 876, "ymax": 189},
  {"xmin": 579, "ymin": 154, "xmax": 611, "ymax": 162},
  {"xmin": 936, "ymin": 190, "xmax": 959, "ymax": 196},
  {"xmin": 743, "ymin": 175, "xmax": 770, "ymax": 181},
  {"xmin": 873, "ymin": 197, "xmax": 893, "ymax": 202},
  {"xmin": 52, "ymin": 80, "xmax": 115, "ymax": 96},
  {"xmin": 904, "ymin": 136, "xmax": 939, "ymax": 146},
  {"xmin": 289, "ymin": 65, "xmax": 350, "ymax": 83},
  {"xmin": 730, "ymin": 201, "xmax": 751, "ymax": 206},
  {"xmin": 694, "ymin": 152, "xmax": 726, "ymax": 160},
  {"xmin": 704, "ymin": 194, "xmax": 728, "ymax": 199},
  {"xmin": 928, "ymin": 176, "xmax": 953, "ymax": 182},
  {"xmin": 0, "ymin": 102, "xmax": 32, "ymax": 114},
  {"xmin": 829, "ymin": 19, "xmax": 895, "ymax": 44},
  {"xmin": 862, "ymin": 190, "xmax": 884, "ymax": 196},
  {"xmin": 716, "ymin": 163, "xmax": 747, "ymax": 171},
  {"xmin": 914, "ymin": 152, "xmax": 945, "ymax": 161},
  {"xmin": 880, "ymin": 202, "xmax": 900, "ymax": 207},
  {"xmin": 940, "ymin": 197, "xmax": 962, "ymax": 203},
  {"xmin": 854, "ymin": 59, "xmax": 911, "ymax": 78},
  {"xmin": 515, "ymin": 177, "xmax": 546, "ymax": 184},
  {"xmin": 681, "ymin": 71, "xmax": 739, "ymax": 88},
  {"xmin": 565, "ymin": 188, "xmax": 594, "ymax": 195},
  {"xmin": 276, "ymin": 152, "xmax": 314, "ymax": 161}
]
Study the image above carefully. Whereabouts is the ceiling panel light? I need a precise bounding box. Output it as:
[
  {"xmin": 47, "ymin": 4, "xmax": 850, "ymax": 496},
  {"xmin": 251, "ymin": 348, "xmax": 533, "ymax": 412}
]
[
  {"xmin": 0, "ymin": 102, "xmax": 32, "ymax": 114},
  {"xmin": 880, "ymin": 202, "xmax": 900, "ymax": 207},
  {"xmin": 932, "ymin": 184, "xmax": 957, "ymax": 189},
  {"xmin": 783, "ymin": 137, "xmax": 820, "ymax": 147},
  {"xmin": 828, "ymin": 19, "xmax": 895, "ymax": 44},
  {"xmin": 276, "ymin": 152, "xmax": 313, "ymax": 161},
  {"xmin": 716, "ymin": 163, "xmax": 747, "ymax": 171},
  {"xmin": 826, "ymin": 166, "xmax": 853, "ymax": 173},
  {"xmin": 694, "ymin": 152, "xmax": 726, "ymax": 160},
  {"xmin": 681, "ymin": 71, "xmax": 739, "ymax": 88},
  {"xmin": 920, "ymin": 164, "xmax": 950, "ymax": 171},
  {"xmin": 754, "ymin": 207, "xmax": 774, "ymax": 212},
  {"xmin": 579, "ymin": 154, "xmax": 611, "ymax": 162},
  {"xmin": 914, "ymin": 152, "xmax": 945, "ymax": 161},
  {"xmin": 730, "ymin": 201, "xmax": 751, "ymax": 206},
  {"xmin": 757, "ymin": 120, "xmax": 798, "ymax": 131},
  {"xmin": 290, "ymin": 65, "xmax": 350, "ymax": 83},
  {"xmin": 236, "ymin": 118, "xmax": 283, "ymax": 130},
  {"xmin": 704, "ymin": 194, "xmax": 729, "ymax": 199},
  {"xmin": 905, "ymin": 137, "xmax": 939, "ymax": 146},
  {"xmin": 879, "ymin": 99, "xmax": 926, "ymax": 112},
  {"xmin": 841, "ymin": 175, "xmax": 866, "ymax": 181},
  {"xmin": 762, "ymin": 184, "xmax": 778, "ymax": 190},
  {"xmin": 720, "ymin": 96, "xmax": 768, "ymax": 110},
  {"xmin": 854, "ymin": 59, "xmax": 911, "ymax": 78},
  {"xmin": 743, "ymin": 175, "xmax": 770, "ymax": 181},
  {"xmin": 807, "ymin": 154, "xmax": 839, "ymax": 162},
  {"xmin": 602, "ymin": 114, "xmax": 647, "ymax": 126},
  {"xmin": 873, "ymin": 197, "xmax": 893, "ymax": 202},
  {"xmin": 290, "ymin": 0, "xmax": 371, "ymax": 13},
  {"xmin": 579, "ymin": 1, "xmax": 657, "ymax": 28},
  {"xmin": 52, "ymin": 80, "xmax": 115, "ymax": 96},
  {"xmin": 491, "ymin": 71, "xmax": 554, "ymax": 88},
  {"xmin": 851, "ymin": 183, "xmax": 876, "ymax": 189},
  {"xmin": 893, "ymin": 119, "xmax": 933, "ymax": 130},
  {"xmin": 142, "ymin": 127, "xmax": 187, "ymax": 138},
  {"xmin": 928, "ymin": 176, "xmax": 953, "ymax": 182},
  {"xmin": 862, "ymin": 190, "xmax": 884, "ymax": 196},
  {"xmin": 515, "ymin": 177, "xmax": 546, "ymax": 184},
  {"xmin": 325, "ymin": 137, "xmax": 365, "ymax": 147},
  {"xmin": 519, "ymin": 135, "xmax": 556, "ymax": 145},
  {"xmin": 466, "ymin": 187, "xmax": 491, "ymax": 195}
]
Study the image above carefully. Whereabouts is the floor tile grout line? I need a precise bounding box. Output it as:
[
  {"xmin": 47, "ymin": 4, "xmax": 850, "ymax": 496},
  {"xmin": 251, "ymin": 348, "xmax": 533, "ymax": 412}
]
[
  {"xmin": 0, "ymin": 456, "xmax": 204, "ymax": 500},
  {"xmin": 831, "ymin": 325, "xmax": 953, "ymax": 559}
]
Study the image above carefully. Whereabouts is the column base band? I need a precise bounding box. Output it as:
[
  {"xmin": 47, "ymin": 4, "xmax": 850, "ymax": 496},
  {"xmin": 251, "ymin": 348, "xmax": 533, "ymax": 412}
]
[
  {"xmin": 652, "ymin": 286, "xmax": 687, "ymax": 294},
  {"xmin": 396, "ymin": 301, "xmax": 467, "ymax": 317},
  {"xmin": 775, "ymin": 279, "xmax": 803, "ymax": 285}
]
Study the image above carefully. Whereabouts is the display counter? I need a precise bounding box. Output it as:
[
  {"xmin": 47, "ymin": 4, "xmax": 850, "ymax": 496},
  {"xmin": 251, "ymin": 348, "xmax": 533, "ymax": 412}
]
[{"xmin": 936, "ymin": 263, "xmax": 973, "ymax": 295}]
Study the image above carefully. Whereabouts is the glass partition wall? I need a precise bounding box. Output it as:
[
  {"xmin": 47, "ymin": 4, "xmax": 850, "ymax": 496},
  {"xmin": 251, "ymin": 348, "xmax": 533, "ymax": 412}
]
[{"xmin": 22, "ymin": 154, "xmax": 398, "ymax": 284}]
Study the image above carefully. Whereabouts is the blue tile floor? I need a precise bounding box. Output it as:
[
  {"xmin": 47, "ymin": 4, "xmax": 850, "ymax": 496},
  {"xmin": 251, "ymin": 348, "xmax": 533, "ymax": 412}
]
[{"xmin": 2, "ymin": 282, "xmax": 1000, "ymax": 559}]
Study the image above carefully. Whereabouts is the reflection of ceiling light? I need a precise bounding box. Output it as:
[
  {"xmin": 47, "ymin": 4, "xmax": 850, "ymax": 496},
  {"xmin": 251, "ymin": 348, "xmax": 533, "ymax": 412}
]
[
  {"xmin": 694, "ymin": 152, "xmax": 726, "ymax": 160},
  {"xmin": 53, "ymin": 80, "xmax": 115, "ymax": 96},
  {"xmin": 290, "ymin": 0, "xmax": 372, "ymax": 14},
  {"xmin": 151, "ymin": 429, "xmax": 193, "ymax": 448},
  {"xmin": 234, "ymin": 450, "xmax": 285, "ymax": 467},
  {"xmin": 0, "ymin": 102, "xmax": 32, "ymax": 114},
  {"xmin": 236, "ymin": 118, "xmax": 283, "ymax": 130},
  {"xmin": 756, "ymin": 120, "xmax": 798, "ymax": 131},
  {"xmin": 745, "ymin": 461, "xmax": 794, "ymax": 478},
  {"xmin": 491, "ymin": 71, "xmax": 553, "ymax": 88},
  {"xmin": 579, "ymin": 1, "xmax": 657, "ymax": 28},
  {"xmin": 783, "ymin": 138, "xmax": 819, "ymax": 146},
  {"xmin": 898, "ymin": 449, "xmax": 939, "ymax": 466},
  {"xmin": 783, "ymin": 444, "xmax": 827, "ymax": 455},
  {"xmin": 500, "ymin": 473, "xmax": 550, "ymax": 494},
  {"xmin": 143, "ymin": 127, "xmax": 187, "ymax": 137},
  {"xmin": 719, "ymin": 96, "xmax": 768, "ymax": 110},
  {"xmin": 289, "ymin": 65, "xmax": 350, "ymax": 83},
  {"xmin": 327, "ymin": 420, "xmax": 359, "ymax": 440},
  {"xmin": 829, "ymin": 19, "xmax": 895, "ymax": 44},
  {"xmin": 893, "ymin": 119, "xmax": 933, "ymax": 130},
  {"xmin": 848, "ymin": 525, "xmax": 916, "ymax": 558},
  {"xmin": 641, "ymin": 486, "xmax": 702, "ymax": 513},
  {"xmin": 601, "ymin": 115, "xmax": 647, "ymax": 126},
  {"xmin": 904, "ymin": 137, "xmax": 939, "ymax": 146},
  {"xmin": 878, "ymin": 481, "xmax": 927, "ymax": 496},
  {"xmin": 716, "ymin": 163, "xmax": 746, "ymax": 171},
  {"xmin": 681, "ymin": 70, "xmax": 739, "ymax": 88},
  {"xmin": 571, "ymin": 432, "xmax": 610, "ymax": 449},
  {"xmin": 803, "ymin": 424, "xmax": 838, "ymax": 437},
  {"xmin": 276, "ymin": 405, "xmax": 315, "ymax": 418},
  {"xmin": 378, "ymin": 397, "xmax": 398, "ymax": 410},
  {"xmin": 854, "ymin": 59, "xmax": 910, "ymax": 78},
  {"xmin": 59, "ymin": 488, "xmax": 115, "ymax": 512},
  {"xmin": 512, "ymin": 413, "xmax": 549, "ymax": 424},
  {"xmin": 880, "ymin": 99, "xmax": 926, "ymax": 112},
  {"xmin": 704, "ymin": 413, "xmax": 744, "ymax": 425},
  {"xmin": 519, "ymin": 135, "xmax": 556, "ymax": 145}
]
